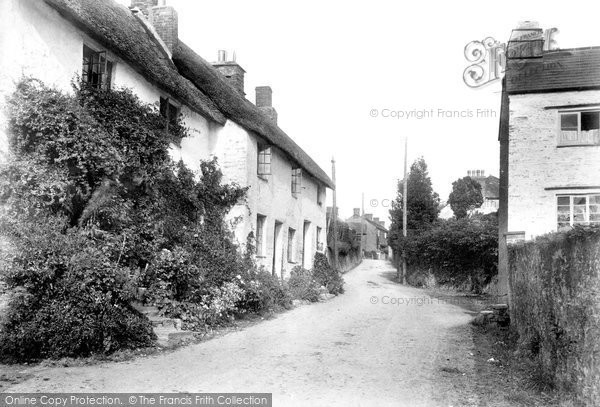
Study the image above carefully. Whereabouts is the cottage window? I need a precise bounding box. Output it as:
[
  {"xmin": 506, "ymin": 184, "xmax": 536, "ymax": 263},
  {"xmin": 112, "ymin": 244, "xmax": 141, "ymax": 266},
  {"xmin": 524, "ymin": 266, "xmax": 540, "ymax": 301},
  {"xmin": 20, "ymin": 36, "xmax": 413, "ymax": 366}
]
[
  {"xmin": 291, "ymin": 168, "xmax": 302, "ymax": 195},
  {"xmin": 557, "ymin": 194, "xmax": 600, "ymax": 231},
  {"xmin": 316, "ymin": 226, "xmax": 323, "ymax": 252},
  {"xmin": 160, "ymin": 97, "xmax": 179, "ymax": 128},
  {"xmin": 256, "ymin": 214, "xmax": 266, "ymax": 256},
  {"xmin": 287, "ymin": 228, "xmax": 296, "ymax": 263},
  {"xmin": 317, "ymin": 185, "xmax": 323, "ymax": 206},
  {"xmin": 558, "ymin": 110, "xmax": 600, "ymax": 146},
  {"xmin": 258, "ymin": 145, "xmax": 272, "ymax": 176},
  {"xmin": 82, "ymin": 45, "xmax": 112, "ymax": 89}
]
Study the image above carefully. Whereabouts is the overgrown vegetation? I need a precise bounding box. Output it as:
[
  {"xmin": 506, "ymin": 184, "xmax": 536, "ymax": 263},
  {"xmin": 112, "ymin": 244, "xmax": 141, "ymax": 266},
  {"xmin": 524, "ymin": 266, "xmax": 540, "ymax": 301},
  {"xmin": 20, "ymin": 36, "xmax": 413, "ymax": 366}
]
[
  {"xmin": 400, "ymin": 213, "xmax": 498, "ymax": 292},
  {"xmin": 509, "ymin": 226, "xmax": 600, "ymax": 406},
  {"xmin": 389, "ymin": 158, "xmax": 498, "ymax": 291},
  {"xmin": 0, "ymin": 79, "xmax": 343, "ymax": 362}
]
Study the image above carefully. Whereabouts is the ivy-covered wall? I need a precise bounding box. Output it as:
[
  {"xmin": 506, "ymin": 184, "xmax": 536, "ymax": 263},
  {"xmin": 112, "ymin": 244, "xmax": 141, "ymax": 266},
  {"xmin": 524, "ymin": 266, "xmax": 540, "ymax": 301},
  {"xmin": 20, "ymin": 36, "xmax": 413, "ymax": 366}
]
[{"xmin": 509, "ymin": 227, "xmax": 600, "ymax": 406}]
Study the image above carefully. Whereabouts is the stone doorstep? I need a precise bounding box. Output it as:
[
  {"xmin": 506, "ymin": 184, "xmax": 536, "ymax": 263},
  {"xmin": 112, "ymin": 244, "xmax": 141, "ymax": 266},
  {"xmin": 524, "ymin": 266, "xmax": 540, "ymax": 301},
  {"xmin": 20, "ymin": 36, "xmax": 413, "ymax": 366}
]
[
  {"xmin": 491, "ymin": 303, "xmax": 509, "ymax": 311},
  {"xmin": 152, "ymin": 326, "xmax": 195, "ymax": 348}
]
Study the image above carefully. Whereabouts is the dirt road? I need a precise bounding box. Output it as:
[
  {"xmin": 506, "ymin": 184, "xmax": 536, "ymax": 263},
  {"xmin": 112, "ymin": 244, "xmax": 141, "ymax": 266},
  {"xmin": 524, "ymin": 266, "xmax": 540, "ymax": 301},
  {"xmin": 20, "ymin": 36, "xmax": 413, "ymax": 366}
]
[{"xmin": 5, "ymin": 260, "xmax": 479, "ymax": 406}]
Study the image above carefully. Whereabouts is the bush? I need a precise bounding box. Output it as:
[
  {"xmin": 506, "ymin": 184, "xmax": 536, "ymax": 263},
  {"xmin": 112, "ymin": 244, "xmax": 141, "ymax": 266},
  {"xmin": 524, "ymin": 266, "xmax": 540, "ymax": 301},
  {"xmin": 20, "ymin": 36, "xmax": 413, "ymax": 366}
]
[
  {"xmin": 313, "ymin": 253, "xmax": 344, "ymax": 295},
  {"xmin": 237, "ymin": 269, "xmax": 292, "ymax": 313},
  {"xmin": 0, "ymin": 217, "xmax": 154, "ymax": 361},
  {"xmin": 287, "ymin": 266, "xmax": 320, "ymax": 302},
  {"xmin": 508, "ymin": 226, "xmax": 600, "ymax": 406},
  {"xmin": 0, "ymin": 79, "xmax": 248, "ymax": 361},
  {"xmin": 398, "ymin": 213, "xmax": 498, "ymax": 292}
]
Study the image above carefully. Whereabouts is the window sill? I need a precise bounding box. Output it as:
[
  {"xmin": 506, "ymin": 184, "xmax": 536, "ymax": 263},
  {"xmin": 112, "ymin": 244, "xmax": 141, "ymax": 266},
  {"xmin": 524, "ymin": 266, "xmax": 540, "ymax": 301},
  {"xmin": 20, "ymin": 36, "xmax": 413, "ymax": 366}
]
[
  {"xmin": 255, "ymin": 255, "xmax": 267, "ymax": 259},
  {"xmin": 258, "ymin": 175, "xmax": 269, "ymax": 182},
  {"xmin": 557, "ymin": 144, "xmax": 600, "ymax": 148}
]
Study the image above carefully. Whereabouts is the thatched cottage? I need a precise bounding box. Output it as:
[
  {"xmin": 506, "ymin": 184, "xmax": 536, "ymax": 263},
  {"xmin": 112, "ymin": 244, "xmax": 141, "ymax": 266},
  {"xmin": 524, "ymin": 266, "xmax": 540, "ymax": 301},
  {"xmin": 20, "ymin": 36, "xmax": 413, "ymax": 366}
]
[{"xmin": 0, "ymin": 0, "xmax": 333, "ymax": 277}]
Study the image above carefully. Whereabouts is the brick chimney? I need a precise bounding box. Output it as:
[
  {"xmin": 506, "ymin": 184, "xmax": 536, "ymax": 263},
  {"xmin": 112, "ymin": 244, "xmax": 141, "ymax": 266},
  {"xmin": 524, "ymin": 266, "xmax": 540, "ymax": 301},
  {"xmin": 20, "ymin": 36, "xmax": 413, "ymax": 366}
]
[
  {"xmin": 507, "ymin": 21, "xmax": 543, "ymax": 59},
  {"xmin": 149, "ymin": 1, "xmax": 178, "ymax": 53},
  {"xmin": 213, "ymin": 50, "xmax": 246, "ymax": 96},
  {"xmin": 256, "ymin": 86, "xmax": 278, "ymax": 125},
  {"xmin": 364, "ymin": 214, "xmax": 373, "ymax": 221},
  {"xmin": 378, "ymin": 220, "xmax": 385, "ymax": 228},
  {"xmin": 373, "ymin": 217, "xmax": 380, "ymax": 224},
  {"xmin": 353, "ymin": 208, "xmax": 361, "ymax": 217}
]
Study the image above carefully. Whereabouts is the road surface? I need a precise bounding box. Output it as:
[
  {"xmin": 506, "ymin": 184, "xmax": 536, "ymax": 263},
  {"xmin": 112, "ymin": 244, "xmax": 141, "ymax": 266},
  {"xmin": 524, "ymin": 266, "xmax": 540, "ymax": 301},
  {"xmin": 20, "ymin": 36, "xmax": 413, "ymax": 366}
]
[{"xmin": 5, "ymin": 260, "xmax": 479, "ymax": 406}]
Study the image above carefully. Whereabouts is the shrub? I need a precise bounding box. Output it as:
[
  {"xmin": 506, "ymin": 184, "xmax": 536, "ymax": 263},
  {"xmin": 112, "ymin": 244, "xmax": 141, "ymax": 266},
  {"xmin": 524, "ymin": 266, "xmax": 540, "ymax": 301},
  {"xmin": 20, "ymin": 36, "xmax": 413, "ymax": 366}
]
[
  {"xmin": 313, "ymin": 253, "xmax": 344, "ymax": 295},
  {"xmin": 0, "ymin": 217, "xmax": 154, "ymax": 361},
  {"xmin": 237, "ymin": 269, "xmax": 292, "ymax": 313},
  {"xmin": 0, "ymin": 79, "xmax": 248, "ymax": 361},
  {"xmin": 398, "ymin": 213, "xmax": 498, "ymax": 292},
  {"xmin": 287, "ymin": 266, "xmax": 320, "ymax": 302}
]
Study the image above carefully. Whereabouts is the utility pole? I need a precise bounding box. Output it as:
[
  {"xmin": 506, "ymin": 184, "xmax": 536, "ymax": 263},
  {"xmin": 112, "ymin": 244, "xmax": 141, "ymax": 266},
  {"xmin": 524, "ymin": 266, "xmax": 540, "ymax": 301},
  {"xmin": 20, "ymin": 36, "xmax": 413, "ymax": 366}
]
[
  {"xmin": 360, "ymin": 192, "xmax": 364, "ymax": 259},
  {"xmin": 401, "ymin": 135, "xmax": 408, "ymax": 284},
  {"xmin": 331, "ymin": 157, "xmax": 338, "ymax": 270}
]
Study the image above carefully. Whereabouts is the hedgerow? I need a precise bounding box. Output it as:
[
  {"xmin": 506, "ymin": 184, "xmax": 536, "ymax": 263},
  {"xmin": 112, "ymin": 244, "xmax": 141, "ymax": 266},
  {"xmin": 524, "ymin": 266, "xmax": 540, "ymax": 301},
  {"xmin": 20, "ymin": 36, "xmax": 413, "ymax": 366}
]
[{"xmin": 398, "ymin": 213, "xmax": 498, "ymax": 292}]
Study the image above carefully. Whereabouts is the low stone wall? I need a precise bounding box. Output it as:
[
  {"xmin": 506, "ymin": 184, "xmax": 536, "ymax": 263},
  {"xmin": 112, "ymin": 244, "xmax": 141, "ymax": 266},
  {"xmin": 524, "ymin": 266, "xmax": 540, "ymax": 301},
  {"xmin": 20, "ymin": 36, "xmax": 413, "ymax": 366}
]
[
  {"xmin": 337, "ymin": 251, "xmax": 362, "ymax": 274},
  {"xmin": 508, "ymin": 228, "xmax": 600, "ymax": 406}
]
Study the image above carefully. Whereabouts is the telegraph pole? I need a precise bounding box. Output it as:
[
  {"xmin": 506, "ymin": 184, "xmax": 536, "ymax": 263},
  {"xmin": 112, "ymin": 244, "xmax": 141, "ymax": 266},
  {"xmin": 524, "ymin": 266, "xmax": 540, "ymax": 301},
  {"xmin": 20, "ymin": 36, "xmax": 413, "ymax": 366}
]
[
  {"xmin": 401, "ymin": 135, "xmax": 408, "ymax": 284},
  {"xmin": 360, "ymin": 192, "xmax": 364, "ymax": 258},
  {"xmin": 331, "ymin": 157, "xmax": 338, "ymax": 270}
]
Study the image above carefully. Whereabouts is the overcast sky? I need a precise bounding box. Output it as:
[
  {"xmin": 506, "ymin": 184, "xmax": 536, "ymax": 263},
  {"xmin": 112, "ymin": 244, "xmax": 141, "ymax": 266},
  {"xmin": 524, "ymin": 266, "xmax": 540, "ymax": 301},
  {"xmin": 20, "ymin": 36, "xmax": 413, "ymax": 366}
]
[{"xmin": 120, "ymin": 0, "xmax": 600, "ymax": 223}]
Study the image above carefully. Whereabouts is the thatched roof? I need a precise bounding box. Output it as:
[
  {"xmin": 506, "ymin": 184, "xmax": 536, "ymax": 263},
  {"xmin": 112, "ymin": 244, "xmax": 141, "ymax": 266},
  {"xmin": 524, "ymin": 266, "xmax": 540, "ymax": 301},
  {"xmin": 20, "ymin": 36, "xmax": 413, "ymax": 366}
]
[
  {"xmin": 43, "ymin": 0, "xmax": 333, "ymax": 189},
  {"xmin": 43, "ymin": 0, "xmax": 225, "ymax": 124},
  {"xmin": 172, "ymin": 42, "xmax": 335, "ymax": 189}
]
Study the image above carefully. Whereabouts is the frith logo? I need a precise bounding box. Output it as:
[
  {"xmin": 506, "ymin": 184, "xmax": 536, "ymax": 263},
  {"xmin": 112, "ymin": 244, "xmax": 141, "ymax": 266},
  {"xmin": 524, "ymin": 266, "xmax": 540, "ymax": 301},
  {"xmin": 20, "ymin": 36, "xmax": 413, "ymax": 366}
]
[{"xmin": 462, "ymin": 28, "xmax": 559, "ymax": 88}]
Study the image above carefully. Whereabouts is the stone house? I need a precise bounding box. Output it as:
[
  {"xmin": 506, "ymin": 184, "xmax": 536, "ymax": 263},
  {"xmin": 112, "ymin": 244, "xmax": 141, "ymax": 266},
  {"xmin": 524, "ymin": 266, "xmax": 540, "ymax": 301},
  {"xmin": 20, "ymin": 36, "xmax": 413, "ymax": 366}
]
[
  {"xmin": 439, "ymin": 170, "xmax": 500, "ymax": 219},
  {"xmin": 466, "ymin": 170, "xmax": 499, "ymax": 215},
  {"xmin": 497, "ymin": 22, "xmax": 600, "ymax": 302},
  {"xmin": 345, "ymin": 209, "xmax": 388, "ymax": 257},
  {"xmin": 0, "ymin": 0, "xmax": 333, "ymax": 278}
]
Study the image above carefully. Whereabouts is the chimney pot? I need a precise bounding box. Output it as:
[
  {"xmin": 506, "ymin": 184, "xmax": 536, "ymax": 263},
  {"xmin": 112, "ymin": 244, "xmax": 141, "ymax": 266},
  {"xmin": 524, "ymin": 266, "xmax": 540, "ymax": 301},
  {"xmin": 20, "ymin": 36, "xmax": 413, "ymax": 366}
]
[
  {"xmin": 131, "ymin": 0, "xmax": 157, "ymax": 17},
  {"xmin": 218, "ymin": 50, "xmax": 227, "ymax": 62},
  {"xmin": 212, "ymin": 52, "xmax": 246, "ymax": 96}
]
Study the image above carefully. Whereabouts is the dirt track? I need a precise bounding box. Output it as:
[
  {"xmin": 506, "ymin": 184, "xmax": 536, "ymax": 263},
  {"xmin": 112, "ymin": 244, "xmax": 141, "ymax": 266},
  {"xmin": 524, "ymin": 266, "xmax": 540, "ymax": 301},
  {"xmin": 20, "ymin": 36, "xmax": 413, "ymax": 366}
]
[{"xmin": 5, "ymin": 260, "xmax": 479, "ymax": 406}]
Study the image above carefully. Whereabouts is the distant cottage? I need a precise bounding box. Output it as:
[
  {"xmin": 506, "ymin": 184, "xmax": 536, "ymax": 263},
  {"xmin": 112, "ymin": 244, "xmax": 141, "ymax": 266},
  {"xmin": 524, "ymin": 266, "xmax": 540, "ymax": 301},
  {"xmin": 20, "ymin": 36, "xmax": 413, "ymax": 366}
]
[
  {"xmin": 0, "ymin": 0, "xmax": 333, "ymax": 277},
  {"xmin": 497, "ymin": 21, "xmax": 600, "ymax": 301}
]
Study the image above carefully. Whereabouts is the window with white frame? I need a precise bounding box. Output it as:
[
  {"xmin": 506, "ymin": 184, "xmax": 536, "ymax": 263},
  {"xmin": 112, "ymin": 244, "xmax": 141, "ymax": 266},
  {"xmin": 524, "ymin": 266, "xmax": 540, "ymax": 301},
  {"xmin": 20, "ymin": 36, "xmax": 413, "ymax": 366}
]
[
  {"xmin": 291, "ymin": 167, "xmax": 302, "ymax": 195},
  {"xmin": 557, "ymin": 194, "xmax": 600, "ymax": 231},
  {"xmin": 316, "ymin": 226, "xmax": 323, "ymax": 251},
  {"xmin": 258, "ymin": 145, "xmax": 272, "ymax": 176},
  {"xmin": 558, "ymin": 110, "xmax": 600, "ymax": 146},
  {"xmin": 256, "ymin": 214, "xmax": 266, "ymax": 256}
]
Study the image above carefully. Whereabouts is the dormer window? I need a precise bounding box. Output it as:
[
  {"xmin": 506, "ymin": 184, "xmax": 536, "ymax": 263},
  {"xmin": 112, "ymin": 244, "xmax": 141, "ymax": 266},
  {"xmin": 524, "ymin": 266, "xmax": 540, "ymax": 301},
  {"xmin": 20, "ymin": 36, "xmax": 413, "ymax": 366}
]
[{"xmin": 82, "ymin": 45, "xmax": 112, "ymax": 89}]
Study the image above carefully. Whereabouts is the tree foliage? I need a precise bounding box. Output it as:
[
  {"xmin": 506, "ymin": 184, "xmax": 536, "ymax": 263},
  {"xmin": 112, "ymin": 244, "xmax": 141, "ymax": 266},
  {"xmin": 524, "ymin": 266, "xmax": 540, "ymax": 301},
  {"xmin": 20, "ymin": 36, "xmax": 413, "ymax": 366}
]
[
  {"xmin": 389, "ymin": 157, "xmax": 440, "ymax": 247},
  {"xmin": 0, "ymin": 79, "xmax": 249, "ymax": 361},
  {"xmin": 448, "ymin": 176, "xmax": 483, "ymax": 218}
]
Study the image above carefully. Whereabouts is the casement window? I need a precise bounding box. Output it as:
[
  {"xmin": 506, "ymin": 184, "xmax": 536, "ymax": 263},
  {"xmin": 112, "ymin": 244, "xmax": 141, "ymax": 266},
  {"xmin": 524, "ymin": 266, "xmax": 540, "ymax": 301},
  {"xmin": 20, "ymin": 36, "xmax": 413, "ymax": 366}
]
[
  {"xmin": 317, "ymin": 185, "xmax": 323, "ymax": 206},
  {"xmin": 557, "ymin": 194, "xmax": 600, "ymax": 231},
  {"xmin": 82, "ymin": 45, "xmax": 113, "ymax": 89},
  {"xmin": 258, "ymin": 145, "xmax": 272, "ymax": 176},
  {"xmin": 316, "ymin": 226, "xmax": 323, "ymax": 251},
  {"xmin": 256, "ymin": 214, "xmax": 266, "ymax": 256},
  {"xmin": 287, "ymin": 228, "xmax": 296, "ymax": 263},
  {"xmin": 558, "ymin": 110, "xmax": 600, "ymax": 146},
  {"xmin": 291, "ymin": 167, "xmax": 302, "ymax": 195},
  {"xmin": 160, "ymin": 97, "xmax": 180, "ymax": 131}
]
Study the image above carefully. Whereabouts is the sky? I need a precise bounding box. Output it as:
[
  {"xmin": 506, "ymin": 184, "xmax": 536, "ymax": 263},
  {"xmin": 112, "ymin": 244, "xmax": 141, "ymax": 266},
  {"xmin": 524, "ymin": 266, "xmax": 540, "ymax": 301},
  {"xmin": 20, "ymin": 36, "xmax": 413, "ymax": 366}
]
[{"xmin": 120, "ymin": 0, "xmax": 600, "ymax": 223}]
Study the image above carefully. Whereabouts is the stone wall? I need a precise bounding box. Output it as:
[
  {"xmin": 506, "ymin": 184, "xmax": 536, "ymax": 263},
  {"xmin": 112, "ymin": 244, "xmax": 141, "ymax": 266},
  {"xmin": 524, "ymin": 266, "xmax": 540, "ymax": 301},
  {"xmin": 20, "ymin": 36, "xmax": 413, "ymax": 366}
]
[{"xmin": 507, "ymin": 90, "xmax": 600, "ymax": 239}]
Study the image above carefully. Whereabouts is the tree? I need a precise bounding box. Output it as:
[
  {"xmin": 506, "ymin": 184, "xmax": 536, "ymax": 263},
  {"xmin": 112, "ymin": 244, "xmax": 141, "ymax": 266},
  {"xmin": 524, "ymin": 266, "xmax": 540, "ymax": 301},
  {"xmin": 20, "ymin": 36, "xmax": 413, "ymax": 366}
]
[
  {"xmin": 389, "ymin": 157, "xmax": 440, "ymax": 246},
  {"xmin": 448, "ymin": 176, "xmax": 483, "ymax": 219}
]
